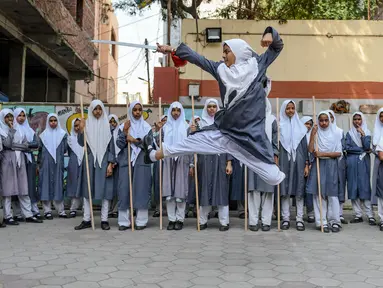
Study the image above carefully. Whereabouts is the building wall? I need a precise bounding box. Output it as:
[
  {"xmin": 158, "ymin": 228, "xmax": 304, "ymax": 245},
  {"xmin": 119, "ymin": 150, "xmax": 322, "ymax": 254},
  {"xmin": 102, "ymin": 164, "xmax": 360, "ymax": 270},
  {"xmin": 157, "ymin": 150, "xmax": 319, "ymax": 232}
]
[{"xmin": 177, "ymin": 19, "xmax": 383, "ymax": 101}]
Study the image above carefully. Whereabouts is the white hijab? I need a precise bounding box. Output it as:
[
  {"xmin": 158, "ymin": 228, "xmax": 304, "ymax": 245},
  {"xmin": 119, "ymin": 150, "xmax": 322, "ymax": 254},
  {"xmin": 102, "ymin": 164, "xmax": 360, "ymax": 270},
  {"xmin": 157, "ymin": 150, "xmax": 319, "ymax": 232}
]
[
  {"xmin": 68, "ymin": 118, "xmax": 84, "ymax": 166},
  {"xmin": 200, "ymin": 98, "xmax": 220, "ymax": 128},
  {"xmin": 13, "ymin": 108, "xmax": 35, "ymax": 163},
  {"xmin": 190, "ymin": 115, "xmax": 201, "ymax": 126},
  {"xmin": 108, "ymin": 114, "xmax": 121, "ymax": 158},
  {"xmin": 0, "ymin": 109, "xmax": 24, "ymax": 167},
  {"xmin": 373, "ymin": 108, "xmax": 383, "ymax": 146},
  {"xmin": 265, "ymin": 98, "xmax": 276, "ymax": 143},
  {"xmin": 163, "ymin": 102, "xmax": 188, "ymax": 146},
  {"xmin": 217, "ymin": 39, "xmax": 258, "ymax": 109},
  {"xmin": 349, "ymin": 112, "xmax": 371, "ymax": 148},
  {"xmin": 40, "ymin": 113, "xmax": 66, "ymax": 163},
  {"xmin": 128, "ymin": 101, "xmax": 151, "ymax": 166},
  {"xmin": 86, "ymin": 100, "xmax": 112, "ymax": 168},
  {"xmin": 279, "ymin": 100, "xmax": 307, "ymax": 161},
  {"xmin": 300, "ymin": 116, "xmax": 313, "ymax": 145},
  {"xmin": 317, "ymin": 111, "xmax": 342, "ymax": 153},
  {"xmin": 327, "ymin": 110, "xmax": 344, "ymax": 139}
]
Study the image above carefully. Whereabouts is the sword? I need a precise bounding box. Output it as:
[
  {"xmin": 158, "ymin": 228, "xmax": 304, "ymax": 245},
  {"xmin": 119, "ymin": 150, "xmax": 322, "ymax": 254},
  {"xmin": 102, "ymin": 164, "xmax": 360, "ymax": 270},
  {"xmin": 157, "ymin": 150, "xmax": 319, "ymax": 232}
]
[{"xmin": 91, "ymin": 40, "xmax": 157, "ymax": 51}]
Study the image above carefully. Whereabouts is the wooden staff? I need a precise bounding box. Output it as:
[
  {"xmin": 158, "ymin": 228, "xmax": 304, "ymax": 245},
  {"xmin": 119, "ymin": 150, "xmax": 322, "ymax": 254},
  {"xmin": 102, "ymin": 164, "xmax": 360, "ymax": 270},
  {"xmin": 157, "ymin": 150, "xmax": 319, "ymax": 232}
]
[
  {"xmin": 312, "ymin": 96, "xmax": 324, "ymax": 233},
  {"xmin": 126, "ymin": 99, "xmax": 135, "ymax": 231},
  {"xmin": 191, "ymin": 95, "xmax": 201, "ymax": 231},
  {"xmin": 159, "ymin": 97, "xmax": 163, "ymax": 230},
  {"xmin": 276, "ymin": 98, "xmax": 281, "ymax": 232},
  {"xmin": 244, "ymin": 165, "xmax": 248, "ymax": 231},
  {"xmin": 80, "ymin": 96, "xmax": 95, "ymax": 230}
]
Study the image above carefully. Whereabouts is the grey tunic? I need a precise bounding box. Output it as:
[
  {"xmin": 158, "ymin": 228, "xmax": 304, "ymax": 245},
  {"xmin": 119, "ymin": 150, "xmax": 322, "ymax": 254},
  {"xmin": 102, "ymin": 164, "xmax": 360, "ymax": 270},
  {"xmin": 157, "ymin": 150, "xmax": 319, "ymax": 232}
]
[
  {"xmin": 116, "ymin": 130, "xmax": 152, "ymax": 210},
  {"xmin": 248, "ymin": 120, "xmax": 279, "ymax": 193},
  {"xmin": 345, "ymin": 133, "xmax": 371, "ymax": 200},
  {"xmin": 338, "ymin": 135, "xmax": 346, "ymax": 203},
  {"xmin": 107, "ymin": 127, "xmax": 119, "ymax": 201},
  {"xmin": 0, "ymin": 130, "xmax": 29, "ymax": 197},
  {"xmin": 176, "ymin": 26, "xmax": 283, "ymax": 166},
  {"xmin": 38, "ymin": 136, "xmax": 67, "ymax": 201},
  {"xmin": 78, "ymin": 133, "xmax": 116, "ymax": 200},
  {"xmin": 230, "ymin": 158, "xmax": 244, "ymax": 201},
  {"xmin": 306, "ymin": 158, "xmax": 339, "ymax": 198},
  {"xmin": 279, "ymin": 137, "xmax": 308, "ymax": 198},
  {"xmin": 163, "ymin": 155, "xmax": 190, "ymax": 200},
  {"xmin": 198, "ymin": 153, "xmax": 232, "ymax": 207},
  {"xmin": 25, "ymin": 134, "xmax": 39, "ymax": 203},
  {"xmin": 66, "ymin": 146, "xmax": 81, "ymax": 198}
]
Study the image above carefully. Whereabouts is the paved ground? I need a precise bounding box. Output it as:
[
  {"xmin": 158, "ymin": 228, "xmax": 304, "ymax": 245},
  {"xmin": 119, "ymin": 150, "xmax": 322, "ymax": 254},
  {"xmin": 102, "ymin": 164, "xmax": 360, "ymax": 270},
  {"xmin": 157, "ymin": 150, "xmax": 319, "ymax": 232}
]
[{"xmin": 0, "ymin": 212, "xmax": 382, "ymax": 288}]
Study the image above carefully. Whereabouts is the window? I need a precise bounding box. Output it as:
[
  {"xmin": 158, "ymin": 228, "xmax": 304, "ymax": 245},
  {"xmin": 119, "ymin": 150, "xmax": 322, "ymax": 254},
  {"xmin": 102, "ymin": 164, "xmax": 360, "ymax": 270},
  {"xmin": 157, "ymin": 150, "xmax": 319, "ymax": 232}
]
[
  {"xmin": 110, "ymin": 30, "xmax": 116, "ymax": 59},
  {"xmin": 76, "ymin": 0, "xmax": 84, "ymax": 28}
]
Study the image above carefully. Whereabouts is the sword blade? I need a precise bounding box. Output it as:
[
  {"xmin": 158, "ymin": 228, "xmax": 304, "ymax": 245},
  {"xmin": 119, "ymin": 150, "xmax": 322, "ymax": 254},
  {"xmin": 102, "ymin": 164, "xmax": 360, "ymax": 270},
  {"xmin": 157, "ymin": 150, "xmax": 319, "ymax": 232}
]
[{"xmin": 91, "ymin": 40, "xmax": 157, "ymax": 50}]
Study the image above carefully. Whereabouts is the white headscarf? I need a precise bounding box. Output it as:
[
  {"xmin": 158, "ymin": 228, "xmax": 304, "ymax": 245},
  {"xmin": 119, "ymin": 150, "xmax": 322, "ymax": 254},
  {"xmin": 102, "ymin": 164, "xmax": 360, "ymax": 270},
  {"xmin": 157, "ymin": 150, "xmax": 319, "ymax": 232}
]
[
  {"xmin": 265, "ymin": 98, "xmax": 276, "ymax": 143},
  {"xmin": 108, "ymin": 114, "xmax": 121, "ymax": 158},
  {"xmin": 68, "ymin": 118, "xmax": 84, "ymax": 166},
  {"xmin": 86, "ymin": 100, "xmax": 112, "ymax": 168},
  {"xmin": 373, "ymin": 108, "xmax": 383, "ymax": 146},
  {"xmin": 349, "ymin": 112, "xmax": 371, "ymax": 148},
  {"xmin": 279, "ymin": 100, "xmax": 307, "ymax": 161},
  {"xmin": 217, "ymin": 39, "xmax": 258, "ymax": 109},
  {"xmin": 190, "ymin": 115, "xmax": 201, "ymax": 126},
  {"xmin": 40, "ymin": 113, "xmax": 66, "ymax": 163},
  {"xmin": 163, "ymin": 102, "xmax": 188, "ymax": 146},
  {"xmin": 13, "ymin": 108, "xmax": 35, "ymax": 163},
  {"xmin": 327, "ymin": 110, "xmax": 344, "ymax": 139},
  {"xmin": 128, "ymin": 101, "xmax": 151, "ymax": 166},
  {"xmin": 300, "ymin": 116, "xmax": 313, "ymax": 145},
  {"xmin": 317, "ymin": 111, "xmax": 342, "ymax": 153},
  {"xmin": 200, "ymin": 98, "xmax": 220, "ymax": 128}
]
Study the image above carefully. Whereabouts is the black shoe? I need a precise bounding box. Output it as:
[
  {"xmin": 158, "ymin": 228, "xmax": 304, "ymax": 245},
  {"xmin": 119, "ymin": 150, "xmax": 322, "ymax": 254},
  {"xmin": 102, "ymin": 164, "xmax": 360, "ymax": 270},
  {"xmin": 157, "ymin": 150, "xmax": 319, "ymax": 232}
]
[
  {"xmin": 34, "ymin": 213, "xmax": 42, "ymax": 220},
  {"xmin": 69, "ymin": 211, "xmax": 77, "ymax": 218},
  {"xmin": 317, "ymin": 225, "xmax": 330, "ymax": 233},
  {"xmin": 13, "ymin": 216, "xmax": 24, "ymax": 222},
  {"xmin": 307, "ymin": 216, "xmax": 315, "ymax": 223},
  {"xmin": 184, "ymin": 212, "xmax": 189, "ymax": 218},
  {"xmin": 369, "ymin": 217, "xmax": 377, "ymax": 226},
  {"xmin": 44, "ymin": 213, "xmax": 53, "ymax": 220},
  {"xmin": 281, "ymin": 221, "xmax": 290, "ymax": 230},
  {"xmin": 261, "ymin": 224, "xmax": 271, "ymax": 232},
  {"xmin": 249, "ymin": 224, "xmax": 259, "ymax": 232},
  {"xmin": 135, "ymin": 225, "xmax": 146, "ymax": 230},
  {"xmin": 101, "ymin": 221, "xmax": 110, "ymax": 230},
  {"xmin": 332, "ymin": 223, "xmax": 341, "ymax": 233},
  {"xmin": 26, "ymin": 217, "xmax": 43, "ymax": 223},
  {"xmin": 380, "ymin": 223, "xmax": 383, "ymax": 232},
  {"xmin": 350, "ymin": 217, "xmax": 363, "ymax": 223},
  {"xmin": 108, "ymin": 212, "xmax": 118, "ymax": 218},
  {"xmin": 59, "ymin": 214, "xmax": 68, "ymax": 219},
  {"xmin": 238, "ymin": 212, "xmax": 245, "ymax": 219},
  {"xmin": 153, "ymin": 210, "xmax": 160, "ymax": 217},
  {"xmin": 340, "ymin": 215, "xmax": 348, "ymax": 224},
  {"xmin": 4, "ymin": 218, "xmax": 19, "ymax": 226},
  {"xmin": 219, "ymin": 225, "xmax": 229, "ymax": 231},
  {"xmin": 167, "ymin": 221, "xmax": 175, "ymax": 230},
  {"xmin": 119, "ymin": 225, "xmax": 130, "ymax": 231},
  {"xmin": 143, "ymin": 130, "xmax": 155, "ymax": 164},
  {"xmin": 296, "ymin": 221, "xmax": 305, "ymax": 231},
  {"xmin": 174, "ymin": 221, "xmax": 184, "ymax": 231},
  {"xmin": 199, "ymin": 223, "xmax": 208, "ymax": 230},
  {"xmin": 74, "ymin": 221, "xmax": 91, "ymax": 230}
]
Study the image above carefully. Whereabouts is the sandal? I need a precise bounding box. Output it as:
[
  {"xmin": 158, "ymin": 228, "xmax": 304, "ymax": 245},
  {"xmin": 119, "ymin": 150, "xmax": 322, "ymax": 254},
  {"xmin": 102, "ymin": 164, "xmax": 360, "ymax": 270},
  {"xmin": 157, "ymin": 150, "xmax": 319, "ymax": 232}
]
[
  {"xmin": 281, "ymin": 221, "xmax": 290, "ymax": 230},
  {"xmin": 69, "ymin": 211, "xmax": 77, "ymax": 218},
  {"xmin": 369, "ymin": 217, "xmax": 377, "ymax": 226},
  {"xmin": 340, "ymin": 215, "xmax": 348, "ymax": 224},
  {"xmin": 152, "ymin": 210, "xmax": 160, "ymax": 217},
  {"xmin": 317, "ymin": 225, "xmax": 330, "ymax": 233},
  {"xmin": 44, "ymin": 213, "xmax": 53, "ymax": 220},
  {"xmin": 380, "ymin": 222, "xmax": 383, "ymax": 232},
  {"xmin": 296, "ymin": 221, "xmax": 305, "ymax": 231},
  {"xmin": 350, "ymin": 217, "xmax": 363, "ymax": 223},
  {"xmin": 331, "ymin": 223, "xmax": 341, "ymax": 233}
]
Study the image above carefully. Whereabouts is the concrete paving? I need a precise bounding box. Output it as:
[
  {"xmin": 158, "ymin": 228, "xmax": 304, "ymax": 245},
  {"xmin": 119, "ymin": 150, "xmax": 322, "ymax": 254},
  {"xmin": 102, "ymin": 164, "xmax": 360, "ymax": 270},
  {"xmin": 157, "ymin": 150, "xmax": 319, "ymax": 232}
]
[{"xmin": 0, "ymin": 212, "xmax": 382, "ymax": 288}]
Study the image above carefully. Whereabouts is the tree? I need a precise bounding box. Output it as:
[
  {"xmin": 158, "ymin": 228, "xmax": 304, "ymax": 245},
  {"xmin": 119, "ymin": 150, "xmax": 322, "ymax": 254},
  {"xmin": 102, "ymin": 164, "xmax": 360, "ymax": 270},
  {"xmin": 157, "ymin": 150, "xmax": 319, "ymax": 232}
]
[
  {"xmin": 114, "ymin": 0, "xmax": 210, "ymax": 19},
  {"xmin": 214, "ymin": 0, "xmax": 383, "ymax": 20}
]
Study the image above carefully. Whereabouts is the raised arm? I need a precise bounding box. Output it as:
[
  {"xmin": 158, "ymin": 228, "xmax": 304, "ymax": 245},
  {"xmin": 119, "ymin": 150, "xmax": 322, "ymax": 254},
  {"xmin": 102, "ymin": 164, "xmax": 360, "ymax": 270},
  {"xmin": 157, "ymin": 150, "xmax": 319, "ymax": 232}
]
[{"xmin": 257, "ymin": 27, "xmax": 284, "ymax": 70}]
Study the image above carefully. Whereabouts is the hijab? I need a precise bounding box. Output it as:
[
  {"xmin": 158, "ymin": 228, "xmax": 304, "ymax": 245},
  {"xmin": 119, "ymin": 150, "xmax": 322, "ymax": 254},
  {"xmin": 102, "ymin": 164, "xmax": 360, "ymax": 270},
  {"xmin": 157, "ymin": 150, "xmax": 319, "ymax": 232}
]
[
  {"xmin": 373, "ymin": 108, "xmax": 383, "ymax": 146},
  {"xmin": 200, "ymin": 98, "xmax": 220, "ymax": 128},
  {"xmin": 40, "ymin": 113, "xmax": 66, "ymax": 163},
  {"xmin": 217, "ymin": 39, "xmax": 258, "ymax": 109},
  {"xmin": 13, "ymin": 108, "xmax": 35, "ymax": 163},
  {"xmin": 300, "ymin": 116, "xmax": 313, "ymax": 145},
  {"xmin": 190, "ymin": 115, "xmax": 201, "ymax": 126},
  {"xmin": 86, "ymin": 100, "xmax": 112, "ymax": 168},
  {"xmin": 279, "ymin": 100, "xmax": 307, "ymax": 161},
  {"xmin": 349, "ymin": 112, "xmax": 371, "ymax": 148},
  {"xmin": 108, "ymin": 114, "xmax": 121, "ymax": 158},
  {"xmin": 163, "ymin": 102, "xmax": 188, "ymax": 146},
  {"xmin": 68, "ymin": 118, "xmax": 84, "ymax": 166},
  {"xmin": 128, "ymin": 101, "xmax": 151, "ymax": 166},
  {"xmin": 265, "ymin": 98, "xmax": 276, "ymax": 143},
  {"xmin": 317, "ymin": 111, "xmax": 342, "ymax": 153},
  {"xmin": 327, "ymin": 110, "xmax": 344, "ymax": 140}
]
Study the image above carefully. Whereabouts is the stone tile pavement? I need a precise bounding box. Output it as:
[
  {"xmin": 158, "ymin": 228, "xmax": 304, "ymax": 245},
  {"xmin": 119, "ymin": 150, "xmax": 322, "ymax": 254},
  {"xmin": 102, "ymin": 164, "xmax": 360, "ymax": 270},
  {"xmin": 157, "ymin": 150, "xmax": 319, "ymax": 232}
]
[{"xmin": 0, "ymin": 212, "xmax": 383, "ymax": 288}]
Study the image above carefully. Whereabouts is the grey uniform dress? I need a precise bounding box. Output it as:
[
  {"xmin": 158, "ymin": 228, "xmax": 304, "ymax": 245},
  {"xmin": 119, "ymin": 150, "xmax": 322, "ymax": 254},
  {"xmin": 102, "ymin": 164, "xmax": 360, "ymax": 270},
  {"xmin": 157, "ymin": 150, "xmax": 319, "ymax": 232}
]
[
  {"xmin": 338, "ymin": 135, "xmax": 347, "ymax": 204},
  {"xmin": 248, "ymin": 120, "xmax": 279, "ymax": 193},
  {"xmin": 26, "ymin": 135, "xmax": 39, "ymax": 204},
  {"xmin": 38, "ymin": 136, "xmax": 67, "ymax": 201},
  {"xmin": 66, "ymin": 146, "xmax": 81, "ymax": 199},
  {"xmin": 116, "ymin": 130, "xmax": 152, "ymax": 210},
  {"xmin": 0, "ymin": 130, "xmax": 29, "ymax": 197},
  {"xmin": 77, "ymin": 133, "xmax": 116, "ymax": 201},
  {"xmin": 163, "ymin": 155, "xmax": 191, "ymax": 200},
  {"xmin": 306, "ymin": 158, "xmax": 339, "ymax": 198}
]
